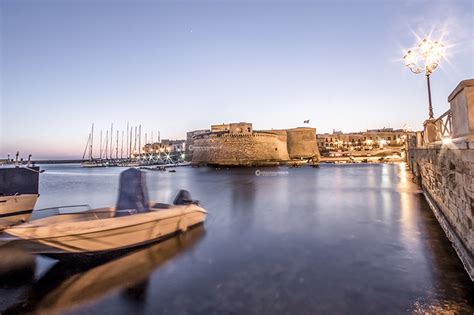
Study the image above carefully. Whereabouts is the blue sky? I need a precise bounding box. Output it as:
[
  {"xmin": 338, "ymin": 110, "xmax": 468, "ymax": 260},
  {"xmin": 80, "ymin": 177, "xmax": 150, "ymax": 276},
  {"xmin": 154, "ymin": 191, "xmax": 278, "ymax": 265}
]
[{"xmin": 1, "ymin": 0, "xmax": 472, "ymax": 159}]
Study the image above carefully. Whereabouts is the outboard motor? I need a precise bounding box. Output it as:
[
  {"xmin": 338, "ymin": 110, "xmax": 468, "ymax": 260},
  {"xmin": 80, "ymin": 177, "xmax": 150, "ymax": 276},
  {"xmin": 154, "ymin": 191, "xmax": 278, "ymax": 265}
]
[
  {"xmin": 116, "ymin": 168, "xmax": 149, "ymax": 216},
  {"xmin": 173, "ymin": 190, "xmax": 199, "ymax": 205}
]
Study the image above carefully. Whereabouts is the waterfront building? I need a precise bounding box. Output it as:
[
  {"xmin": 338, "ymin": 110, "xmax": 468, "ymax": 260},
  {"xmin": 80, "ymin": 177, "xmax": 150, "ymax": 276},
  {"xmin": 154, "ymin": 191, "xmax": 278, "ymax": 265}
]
[
  {"xmin": 143, "ymin": 139, "xmax": 186, "ymax": 154},
  {"xmin": 317, "ymin": 128, "xmax": 415, "ymax": 157}
]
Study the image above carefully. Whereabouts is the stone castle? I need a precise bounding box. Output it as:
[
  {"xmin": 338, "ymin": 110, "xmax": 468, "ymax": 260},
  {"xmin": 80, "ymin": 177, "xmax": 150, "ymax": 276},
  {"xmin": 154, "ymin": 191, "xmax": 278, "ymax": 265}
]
[{"xmin": 187, "ymin": 122, "xmax": 320, "ymax": 166}]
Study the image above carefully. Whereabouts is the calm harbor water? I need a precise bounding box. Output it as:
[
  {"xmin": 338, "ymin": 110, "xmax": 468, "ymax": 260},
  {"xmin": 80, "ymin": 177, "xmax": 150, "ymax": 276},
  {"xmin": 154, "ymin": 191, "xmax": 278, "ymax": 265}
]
[{"xmin": 0, "ymin": 163, "xmax": 473, "ymax": 314}]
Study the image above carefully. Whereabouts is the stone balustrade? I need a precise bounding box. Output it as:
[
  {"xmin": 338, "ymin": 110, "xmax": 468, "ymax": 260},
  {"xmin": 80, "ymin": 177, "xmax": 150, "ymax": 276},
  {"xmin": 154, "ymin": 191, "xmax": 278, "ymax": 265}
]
[{"xmin": 421, "ymin": 79, "xmax": 474, "ymax": 148}]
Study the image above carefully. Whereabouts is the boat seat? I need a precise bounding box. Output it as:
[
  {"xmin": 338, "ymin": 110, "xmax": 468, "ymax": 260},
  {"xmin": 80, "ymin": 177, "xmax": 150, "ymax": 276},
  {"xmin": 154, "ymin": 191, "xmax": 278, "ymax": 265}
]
[
  {"xmin": 115, "ymin": 168, "xmax": 149, "ymax": 217},
  {"xmin": 151, "ymin": 203, "xmax": 172, "ymax": 209}
]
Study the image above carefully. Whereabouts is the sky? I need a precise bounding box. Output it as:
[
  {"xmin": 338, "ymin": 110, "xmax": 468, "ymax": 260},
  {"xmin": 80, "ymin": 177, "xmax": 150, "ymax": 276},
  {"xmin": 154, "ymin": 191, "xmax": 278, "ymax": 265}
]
[{"xmin": 0, "ymin": 0, "xmax": 473, "ymax": 159}]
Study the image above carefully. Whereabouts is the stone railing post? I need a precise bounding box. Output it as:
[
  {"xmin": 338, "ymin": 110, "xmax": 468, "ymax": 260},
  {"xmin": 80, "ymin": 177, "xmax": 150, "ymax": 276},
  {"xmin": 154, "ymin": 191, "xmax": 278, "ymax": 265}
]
[
  {"xmin": 423, "ymin": 118, "xmax": 439, "ymax": 145},
  {"xmin": 415, "ymin": 131, "xmax": 423, "ymax": 148},
  {"xmin": 448, "ymin": 79, "xmax": 474, "ymax": 143}
]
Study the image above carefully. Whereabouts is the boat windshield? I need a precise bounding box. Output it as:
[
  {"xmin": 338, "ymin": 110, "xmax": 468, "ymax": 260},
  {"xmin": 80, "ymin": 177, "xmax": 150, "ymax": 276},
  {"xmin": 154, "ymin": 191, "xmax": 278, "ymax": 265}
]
[{"xmin": 32, "ymin": 205, "xmax": 92, "ymax": 219}]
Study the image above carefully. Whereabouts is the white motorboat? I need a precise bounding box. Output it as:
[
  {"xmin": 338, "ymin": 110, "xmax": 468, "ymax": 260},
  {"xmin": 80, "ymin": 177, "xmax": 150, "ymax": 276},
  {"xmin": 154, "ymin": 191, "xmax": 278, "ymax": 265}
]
[
  {"xmin": 3, "ymin": 169, "xmax": 206, "ymax": 258},
  {"xmin": 4, "ymin": 202, "xmax": 206, "ymax": 257},
  {"xmin": 0, "ymin": 166, "xmax": 41, "ymax": 225}
]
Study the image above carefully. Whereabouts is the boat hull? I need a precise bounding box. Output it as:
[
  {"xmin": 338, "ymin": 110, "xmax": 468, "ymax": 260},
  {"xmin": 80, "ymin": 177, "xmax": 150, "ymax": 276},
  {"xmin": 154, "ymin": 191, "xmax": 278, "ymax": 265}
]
[
  {"xmin": 0, "ymin": 194, "xmax": 38, "ymax": 224},
  {"xmin": 5, "ymin": 205, "xmax": 206, "ymax": 255}
]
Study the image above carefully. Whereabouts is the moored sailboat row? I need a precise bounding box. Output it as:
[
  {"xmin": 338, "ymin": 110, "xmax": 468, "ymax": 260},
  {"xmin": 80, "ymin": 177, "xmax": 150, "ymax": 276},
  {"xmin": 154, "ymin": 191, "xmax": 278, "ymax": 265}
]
[{"xmin": 81, "ymin": 123, "xmax": 185, "ymax": 168}]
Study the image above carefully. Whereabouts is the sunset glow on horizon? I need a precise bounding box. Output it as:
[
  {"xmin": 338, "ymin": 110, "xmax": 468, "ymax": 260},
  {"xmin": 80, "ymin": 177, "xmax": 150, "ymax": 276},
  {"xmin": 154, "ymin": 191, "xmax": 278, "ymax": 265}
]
[{"xmin": 1, "ymin": 0, "xmax": 472, "ymax": 159}]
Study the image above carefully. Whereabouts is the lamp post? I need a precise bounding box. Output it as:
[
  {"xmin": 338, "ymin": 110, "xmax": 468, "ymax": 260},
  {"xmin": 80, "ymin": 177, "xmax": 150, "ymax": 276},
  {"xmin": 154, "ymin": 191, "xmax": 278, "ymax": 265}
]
[{"xmin": 403, "ymin": 38, "xmax": 446, "ymax": 119}]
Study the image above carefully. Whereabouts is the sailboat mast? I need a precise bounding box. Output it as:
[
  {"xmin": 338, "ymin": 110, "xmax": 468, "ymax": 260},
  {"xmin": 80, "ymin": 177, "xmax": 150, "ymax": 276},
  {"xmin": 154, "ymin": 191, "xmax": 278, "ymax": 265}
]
[
  {"xmin": 139, "ymin": 125, "xmax": 142, "ymax": 158},
  {"xmin": 110, "ymin": 123, "xmax": 114, "ymax": 158},
  {"xmin": 90, "ymin": 123, "xmax": 94, "ymax": 160},
  {"xmin": 105, "ymin": 130, "xmax": 109, "ymax": 160},
  {"xmin": 126, "ymin": 122, "xmax": 129, "ymax": 159},
  {"xmin": 82, "ymin": 133, "xmax": 91, "ymax": 162},
  {"xmin": 134, "ymin": 126, "xmax": 137, "ymax": 154},
  {"xmin": 116, "ymin": 130, "xmax": 119, "ymax": 159},
  {"xmin": 121, "ymin": 130, "xmax": 124, "ymax": 159},
  {"xmin": 99, "ymin": 130, "xmax": 103, "ymax": 159},
  {"xmin": 129, "ymin": 127, "xmax": 133, "ymax": 158}
]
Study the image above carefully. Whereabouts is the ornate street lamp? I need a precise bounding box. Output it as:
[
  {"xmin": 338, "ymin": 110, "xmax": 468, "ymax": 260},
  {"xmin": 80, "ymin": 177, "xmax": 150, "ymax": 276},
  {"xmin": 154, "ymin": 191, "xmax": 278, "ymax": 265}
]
[{"xmin": 403, "ymin": 38, "xmax": 446, "ymax": 119}]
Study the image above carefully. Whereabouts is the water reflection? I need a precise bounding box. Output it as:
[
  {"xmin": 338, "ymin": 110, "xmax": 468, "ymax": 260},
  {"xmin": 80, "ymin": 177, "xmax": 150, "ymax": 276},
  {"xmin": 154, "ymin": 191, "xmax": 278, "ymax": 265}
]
[
  {"xmin": 407, "ymin": 193, "xmax": 474, "ymax": 314},
  {"xmin": 397, "ymin": 163, "xmax": 421, "ymax": 256},
  {"xmin": 4, "ymin": 226, "xmax": 205, "ymax": 314},
  {"xmin": 0, "ymin": 164, "xmax": 472, "ymax": 314},
  {"xmin": 0, "ymin": 247, "xmax": 36, "ymax": 287},
  {"xmin": 0, "ymin": 247, "xmax": 36, "ymax": 314}
]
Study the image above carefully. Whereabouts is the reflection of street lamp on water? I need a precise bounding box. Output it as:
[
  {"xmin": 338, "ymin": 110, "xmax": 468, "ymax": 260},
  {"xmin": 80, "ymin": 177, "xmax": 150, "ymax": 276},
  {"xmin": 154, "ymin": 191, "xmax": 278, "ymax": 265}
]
[{"xmin": 403, "ymin": 38, "xmax": 446, "ymax": 119}]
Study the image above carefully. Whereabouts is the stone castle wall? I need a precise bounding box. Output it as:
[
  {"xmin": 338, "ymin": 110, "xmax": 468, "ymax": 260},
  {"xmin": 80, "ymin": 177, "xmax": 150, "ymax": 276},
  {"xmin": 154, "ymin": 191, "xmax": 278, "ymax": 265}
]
[
  {"xmin": 287, "ymin": 127, "xmax": 320, "ymax": 159},
  {"xmin": 192, "ymin": 132, "xmax": 290, "ymax": 166}
]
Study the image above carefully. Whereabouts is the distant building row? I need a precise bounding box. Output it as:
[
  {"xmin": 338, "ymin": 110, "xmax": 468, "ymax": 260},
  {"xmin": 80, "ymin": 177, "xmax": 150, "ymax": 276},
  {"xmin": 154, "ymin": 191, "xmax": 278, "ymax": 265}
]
[
  {"xmin": 317, "ymin": 128, "xmax": 414, "ymax": 152},
  {"xmin": 143, "ymin": 139, "xmax": 186, "ymax": 154}
]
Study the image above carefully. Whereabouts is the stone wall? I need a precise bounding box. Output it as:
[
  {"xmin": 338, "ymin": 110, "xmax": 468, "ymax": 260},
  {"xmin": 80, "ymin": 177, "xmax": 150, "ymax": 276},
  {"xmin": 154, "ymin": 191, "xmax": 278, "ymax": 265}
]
[
  {"xmin": 408, "ymin": 79, "xmax": 474, "ymax": 279},
  {"xmin": 287, "ymin": 127, "xmax": 320, "ymax": 160},
  {"xmin": 409, "ymin": 147, "xmax": 474, "ymax": 279},
  {"xmin": 192, "ymin": 132, "xmax": 289, "ymax": 166},
  {"xmin": 185, "ymin": 129, "xmax": 209, "ymax": 161}
]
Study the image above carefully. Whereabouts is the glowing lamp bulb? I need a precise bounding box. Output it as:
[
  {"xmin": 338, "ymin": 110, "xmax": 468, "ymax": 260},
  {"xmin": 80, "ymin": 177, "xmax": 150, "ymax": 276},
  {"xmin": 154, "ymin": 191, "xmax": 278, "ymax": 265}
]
[
  {"xmin": 418, "ymin": 39, "xmax": 433, "ymax": 55},
  {"xmin": 403, "ymin": 50, "xmax": 417, "ymax": 66}
]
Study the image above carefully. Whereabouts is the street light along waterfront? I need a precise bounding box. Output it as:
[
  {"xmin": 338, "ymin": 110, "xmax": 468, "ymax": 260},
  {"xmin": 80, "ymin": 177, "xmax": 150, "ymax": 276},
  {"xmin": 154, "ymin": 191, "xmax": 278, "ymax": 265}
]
[{"xmin": 403, "ymin": 38, "xmax": 446, "ymax": 119}]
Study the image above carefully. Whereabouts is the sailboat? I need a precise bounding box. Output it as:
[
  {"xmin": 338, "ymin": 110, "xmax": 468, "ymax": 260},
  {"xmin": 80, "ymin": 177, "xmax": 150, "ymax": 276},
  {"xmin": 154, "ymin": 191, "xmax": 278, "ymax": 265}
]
[{"xmin": 81, "ymin": 124, "xmax": 104, "ymax": 168}]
